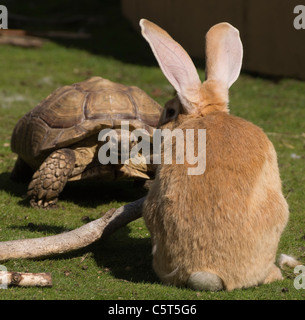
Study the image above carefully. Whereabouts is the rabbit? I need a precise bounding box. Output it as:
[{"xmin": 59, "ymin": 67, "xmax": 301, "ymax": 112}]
[{"xmin": 140, "ymin": 19, "xmax": 292, "ymax": 291}]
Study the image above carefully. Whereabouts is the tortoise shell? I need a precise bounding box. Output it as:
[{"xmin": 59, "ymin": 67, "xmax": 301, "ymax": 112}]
[{"xmin": 11, "ymin": 76, "xmax": 162, "ymax": 165}]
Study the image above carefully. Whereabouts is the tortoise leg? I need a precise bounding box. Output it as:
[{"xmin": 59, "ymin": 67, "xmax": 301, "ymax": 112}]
[
  {"xmin": 10, "ymin": 156, "xmax": 34, "ymax": 183},
  {"xmin": 27, "ymin": 149, "xmax": 75, "ymax": 208}
]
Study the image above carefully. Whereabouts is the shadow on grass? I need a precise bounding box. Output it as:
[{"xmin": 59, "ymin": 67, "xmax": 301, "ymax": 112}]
[
  {"xmin": 17, "ymin": 224, "xmax": 158, "ymax": 285},
  {"xmin": 0, "ymin": 171, "xmax": 148, "ymax": 208},
  {"xmin": 6, "ymin": 0, "xmax": 158, "ymax": 67},
  {"xmin": 47, "ymin": 226, "xmax": 156, "ymax": 284},
  {"xmin": 8, "ymin": 223, "xmax": 70, "ymax": 235},
  {"xmin": 92, "ymin": 226, "xmax": 158, "ymax": 284},
  {"xmin": 6, "ymin": 0, "xmax": 205, "ymax": 69},
  {"xmin": 0, "ymin": 172, "xmax": 28, "ymax": 198},
  {"xmin": 59, "ymin": 179, "xmax": 148, "ymax": 208}
]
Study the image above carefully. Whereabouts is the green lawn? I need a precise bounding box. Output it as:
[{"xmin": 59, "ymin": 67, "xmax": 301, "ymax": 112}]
[{"xmin": 0, "ymin": 1, "xmax": 305, "ymax": 300}]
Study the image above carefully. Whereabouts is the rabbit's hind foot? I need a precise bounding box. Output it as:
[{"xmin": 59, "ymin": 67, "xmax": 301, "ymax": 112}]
[{"xmin": 263, "ymin": 264, "xmax": 283, "ymax": 284}]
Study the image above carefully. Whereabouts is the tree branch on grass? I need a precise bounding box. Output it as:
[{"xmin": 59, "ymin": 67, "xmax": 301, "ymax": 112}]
[
  {"xmin": 0, "ymin": 271, "xmax": 52, "ymax": 287},
  {"xmin": 0, "ymin": 197, "xmax": 145, "ymax": 286},
  {"xmin": 0, "ymin": 197, "xmax": 144, "ymax": 261}
]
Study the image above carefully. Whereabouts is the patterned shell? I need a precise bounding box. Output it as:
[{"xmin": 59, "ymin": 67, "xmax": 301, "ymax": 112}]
[{"xmin": 11, "ymin": 77, "xmax": 162, "ymax": 162}]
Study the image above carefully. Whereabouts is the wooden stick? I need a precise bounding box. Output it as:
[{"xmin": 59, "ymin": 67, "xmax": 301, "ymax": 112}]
[
  {"xmin": 0, "ymin": 197, "xmax": 145, "ymax": 261},
  {"xmin": 0, "ymin": 271, "xmax": 52, "ymax": 287}
]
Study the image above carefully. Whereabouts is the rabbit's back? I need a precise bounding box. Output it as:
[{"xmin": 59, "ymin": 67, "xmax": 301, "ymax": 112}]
[{"xmin": 144, "ymin": 111, "xmax": 288, "ymax": 290}]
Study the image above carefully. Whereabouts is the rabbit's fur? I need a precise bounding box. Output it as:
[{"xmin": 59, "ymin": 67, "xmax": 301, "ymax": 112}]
[{"xmin": 140, "ymin": 20, "xmax": 290, "ymax": 291}]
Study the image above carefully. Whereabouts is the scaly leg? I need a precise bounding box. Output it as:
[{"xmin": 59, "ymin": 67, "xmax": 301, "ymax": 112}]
[{"xmin": 27, "ymin": 149, "xmax": 75, "ymax": 208}]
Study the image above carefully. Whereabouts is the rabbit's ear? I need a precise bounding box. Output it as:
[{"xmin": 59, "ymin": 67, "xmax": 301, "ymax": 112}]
[
  {"xmin": 140, "ymin": 19, "xmax": 201, "ymax": 113},
  {"xmin": 205, "ymin": 23, "xmax": 243, "ymax": 88}
]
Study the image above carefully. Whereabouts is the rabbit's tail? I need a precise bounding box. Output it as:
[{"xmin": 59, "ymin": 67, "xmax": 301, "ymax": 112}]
[
  {"xmin": 187, "ymin": 271, "xmax": 224, "ymax": 291},
  {"xmin": 278, "ymin": 254, "xmax": 302, "ymax": 269}
]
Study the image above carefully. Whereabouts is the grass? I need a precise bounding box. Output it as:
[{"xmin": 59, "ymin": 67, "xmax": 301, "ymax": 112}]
[{"xmin": 0, "ymin": 1, "xmax": 305, "ymax": 300}]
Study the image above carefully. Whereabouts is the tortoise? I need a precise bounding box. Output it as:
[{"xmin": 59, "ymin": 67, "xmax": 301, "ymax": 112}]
[{"xmin": 11, "ymin": 76, "xmax": 162, "ymax": 208}]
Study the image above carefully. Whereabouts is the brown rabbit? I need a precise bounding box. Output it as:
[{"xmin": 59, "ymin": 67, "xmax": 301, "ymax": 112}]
[{"xmin": 140, "ymin": 19, "xmax": 291, "ymax": 291}]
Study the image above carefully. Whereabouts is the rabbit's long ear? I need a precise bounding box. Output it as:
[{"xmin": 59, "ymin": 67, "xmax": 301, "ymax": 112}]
[
  {"xmin": 140, "ymin": 19, "xmax": 201, "ymax": 113},
  {"xmin": 205, "ymin": 23, "xmax": 243, "ymax": 88}
]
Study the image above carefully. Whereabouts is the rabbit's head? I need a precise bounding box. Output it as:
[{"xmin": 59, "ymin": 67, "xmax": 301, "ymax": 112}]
[{"xmin": 140, "ymin": 19, "xmax": 243, "ymax": 126}]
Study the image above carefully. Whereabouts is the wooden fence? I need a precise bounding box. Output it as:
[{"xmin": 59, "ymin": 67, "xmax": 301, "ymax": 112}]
[{"xmin": 122, "ymin": 0, "xmax": 305, "ymax": 80}]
